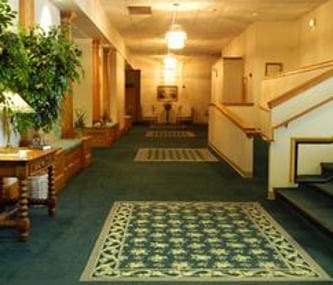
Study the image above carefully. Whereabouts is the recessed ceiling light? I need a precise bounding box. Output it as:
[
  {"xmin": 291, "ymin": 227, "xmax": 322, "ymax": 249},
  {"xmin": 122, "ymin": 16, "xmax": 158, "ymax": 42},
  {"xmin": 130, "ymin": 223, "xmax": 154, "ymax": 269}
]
[{"xmin": 127, "ymin": 6, "xmax": 152, "ymax": 15}]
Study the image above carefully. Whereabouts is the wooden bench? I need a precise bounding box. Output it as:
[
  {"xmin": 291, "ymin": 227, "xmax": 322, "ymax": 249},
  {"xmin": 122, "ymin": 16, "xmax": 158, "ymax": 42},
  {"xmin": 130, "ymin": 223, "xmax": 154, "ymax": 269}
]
[{"xmin": 82, "ymin": 123, "xmax": 119, "ymax": 148}]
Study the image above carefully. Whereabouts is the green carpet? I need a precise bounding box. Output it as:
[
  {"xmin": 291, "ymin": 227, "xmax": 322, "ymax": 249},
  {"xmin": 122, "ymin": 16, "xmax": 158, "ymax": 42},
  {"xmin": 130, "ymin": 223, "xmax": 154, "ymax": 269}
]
[
  {"xmin": 145, "ymin": 130, "xmax": 196, "ymax": 138},
  {"xmin": 80, "ymin": 201, "xmax": 330, "ymax": 282},
  {"xmin": 1, "ymin": 126, "xmax": 333, "ymax": 285},
  {"xmin": 134, "ymin": 148, "xmax": 218, "ymax": 161}
]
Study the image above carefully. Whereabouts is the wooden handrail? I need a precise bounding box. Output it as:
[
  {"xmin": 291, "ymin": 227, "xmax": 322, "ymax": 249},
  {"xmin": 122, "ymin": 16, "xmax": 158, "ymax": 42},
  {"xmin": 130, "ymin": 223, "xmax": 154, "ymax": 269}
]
[
  {"xmin": 210, "ymin": 103, "xmax": 257, "ymax": 136},
  {"xmin": 263, "ymin": 60, "xmax": 333, "ymax": 81},
  {"xmin": 258, "ymin": 104, "xmax": 270, "ymax": 112},
  {"xmin": 223, "ymin": 102, "xmax": 254, "ymax": 107},
  {"xmin": 272, "ymin": 97, "xmax": 333, "ymax": 130},
  {"xmin": 268, "ymin": 69, "xmax": 333, "ymax": 108}
]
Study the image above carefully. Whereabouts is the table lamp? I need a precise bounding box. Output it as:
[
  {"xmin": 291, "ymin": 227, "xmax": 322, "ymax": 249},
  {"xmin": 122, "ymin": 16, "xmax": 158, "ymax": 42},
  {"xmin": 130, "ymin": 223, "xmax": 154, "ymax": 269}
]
[{"xmin": 0, "ymin": 91, "xmax": 34, "ymax": 153}]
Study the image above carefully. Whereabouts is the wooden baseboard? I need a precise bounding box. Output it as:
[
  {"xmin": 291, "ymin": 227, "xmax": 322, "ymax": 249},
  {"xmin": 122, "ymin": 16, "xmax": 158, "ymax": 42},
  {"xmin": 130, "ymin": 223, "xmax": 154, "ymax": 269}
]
[{"xmin": 208, "ymin": 143, "xmax": 253, "ymax": 178}]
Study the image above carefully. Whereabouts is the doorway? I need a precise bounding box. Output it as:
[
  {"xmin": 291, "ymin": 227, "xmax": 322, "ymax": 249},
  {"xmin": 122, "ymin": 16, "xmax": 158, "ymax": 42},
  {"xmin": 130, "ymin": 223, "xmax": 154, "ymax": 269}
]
[{"xmin": 125, "ymin": 69, "xmax": 141, "ymax": 123}]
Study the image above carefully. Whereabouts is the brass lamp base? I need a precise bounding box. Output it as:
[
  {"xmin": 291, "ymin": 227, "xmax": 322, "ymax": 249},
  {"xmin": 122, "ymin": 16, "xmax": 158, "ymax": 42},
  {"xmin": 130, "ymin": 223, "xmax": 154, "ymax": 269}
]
[{"xmin": 0, "ymin": 146, "xmax": 19, "ymax": 154}]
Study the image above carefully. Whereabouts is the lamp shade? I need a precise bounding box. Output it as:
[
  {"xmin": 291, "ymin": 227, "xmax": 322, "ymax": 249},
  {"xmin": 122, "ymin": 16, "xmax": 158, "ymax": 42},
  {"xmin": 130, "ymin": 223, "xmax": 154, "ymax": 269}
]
[{"xmin": 0, "ymin": 91, "xmax": 35, "ymax": 114}]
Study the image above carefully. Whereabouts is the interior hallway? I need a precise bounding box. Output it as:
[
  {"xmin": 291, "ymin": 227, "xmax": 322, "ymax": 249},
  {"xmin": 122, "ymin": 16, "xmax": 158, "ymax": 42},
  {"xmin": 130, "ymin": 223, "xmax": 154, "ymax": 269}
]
[{"xmin": 0, "ymin": 125, "xmax": 333, "ymax": 285}]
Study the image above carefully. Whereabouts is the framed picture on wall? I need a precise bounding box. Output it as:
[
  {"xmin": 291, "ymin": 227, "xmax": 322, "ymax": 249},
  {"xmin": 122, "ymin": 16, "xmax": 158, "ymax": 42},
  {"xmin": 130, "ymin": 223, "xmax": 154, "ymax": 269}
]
[
  {"xmin": 265, "ymin": 62, "xmax": 283, "ymax": 76},
  {"xmin": 157, "ymin": 85, "xmax": 178, "ymax": 101}
]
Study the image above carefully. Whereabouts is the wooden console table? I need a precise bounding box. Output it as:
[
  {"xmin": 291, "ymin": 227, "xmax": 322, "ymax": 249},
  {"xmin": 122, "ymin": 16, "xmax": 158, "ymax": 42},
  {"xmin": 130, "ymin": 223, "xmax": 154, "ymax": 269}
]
[{"xmin": 0, "ymin": 148, "xmax": 57, "ymax": 241}]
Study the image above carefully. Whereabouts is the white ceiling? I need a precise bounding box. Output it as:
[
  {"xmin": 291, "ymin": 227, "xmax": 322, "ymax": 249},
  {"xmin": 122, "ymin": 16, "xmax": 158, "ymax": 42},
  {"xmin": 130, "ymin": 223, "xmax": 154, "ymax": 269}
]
[{"xmin": 56, "ymin": 0, "xmax": 328, "ymax": 56}]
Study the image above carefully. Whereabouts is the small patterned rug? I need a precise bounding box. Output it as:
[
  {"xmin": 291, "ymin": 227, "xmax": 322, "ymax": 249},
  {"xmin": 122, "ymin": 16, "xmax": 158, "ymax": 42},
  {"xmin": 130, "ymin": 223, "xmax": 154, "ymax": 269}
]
[
  {"xmin": 80, "ymin": 201, "xmax": 331, "ymax": 282},
  {"xmin": 134, "ymin": 148, "xmax": 218, "ymax": 162},
  {"xmin": 145, "ymin": 130, "xmax": 196, "ymax": 138}
]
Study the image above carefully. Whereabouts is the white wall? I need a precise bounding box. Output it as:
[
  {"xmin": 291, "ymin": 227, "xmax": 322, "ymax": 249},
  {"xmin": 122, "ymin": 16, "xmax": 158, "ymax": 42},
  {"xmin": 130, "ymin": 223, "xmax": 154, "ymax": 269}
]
[
  {"xmin": 8, "ymin": 0, "xmax": 18, "ymax": 24},
  {"xmin": 269, "ymin": 100, "xmax": 333, "ymax": 196},
  {"xmin": 73, "ymin": 0, "xmax": 132, "ymax": 66},
  {"xmin": 211, "ymin": 59, "xmax": 223, "ymax": 103},
  {"xmin": 223, "ymin": 21, "xmax": 300, "ymax": 105},
  {"xmin": 35, "ymin": 0, "xmax": 60, "ymax": 30},
  {"xmin": 299, "ymin": 0, "xmax": 333, "ymax": 66},
  {"xmin": 222, "ymin": 0, "xmax": 333, "ymax": 106},
  {"xmin": 73, "ymin": 39, "xmax": 94, "ymax": 126},
  {"xmin": 209, "ymin": 104, "xmax": 254, "ymax": 177}
]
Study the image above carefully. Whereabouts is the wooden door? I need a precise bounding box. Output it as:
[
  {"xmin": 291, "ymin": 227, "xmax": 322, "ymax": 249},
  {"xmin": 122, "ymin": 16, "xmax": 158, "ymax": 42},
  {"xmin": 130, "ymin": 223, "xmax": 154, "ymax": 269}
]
[
  {"xmin": 125, "ymin": 70, "xmax": 141, "ymax": 123},
  {"xmin": 222, "ymin": 57, "xmax": 245, "ymax": 103}
]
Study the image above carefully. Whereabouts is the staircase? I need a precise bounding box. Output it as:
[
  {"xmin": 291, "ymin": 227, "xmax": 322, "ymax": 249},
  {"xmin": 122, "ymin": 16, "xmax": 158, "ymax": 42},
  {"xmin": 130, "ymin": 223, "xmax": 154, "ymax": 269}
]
[{"xmin": 276, "ymin": 162, "xmax": 333, "ymax": 234}]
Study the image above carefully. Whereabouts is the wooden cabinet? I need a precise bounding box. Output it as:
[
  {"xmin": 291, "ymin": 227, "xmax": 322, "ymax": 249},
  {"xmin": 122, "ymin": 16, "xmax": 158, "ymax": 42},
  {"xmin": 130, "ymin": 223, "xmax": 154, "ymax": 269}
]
[
  {"xmin": 52, "ymin": 136, "xmax": 93, "ymax": 192},
  {"xmin": 64, "ymin": 146, "xmax": 81, "ymax": 182},
  {"xmin": 54, "ymin": 149, "xmax": 65, "ymax": 193}
]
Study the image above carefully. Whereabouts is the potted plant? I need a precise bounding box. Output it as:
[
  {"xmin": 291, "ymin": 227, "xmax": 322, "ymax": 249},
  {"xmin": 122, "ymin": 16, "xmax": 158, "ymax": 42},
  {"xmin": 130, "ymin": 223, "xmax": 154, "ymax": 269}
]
[
  {"xmin": 101, "ymin": 108, "xmax": 112, "ymax": 126},
  {"xmin": 74, "ymin": 108, "xmax": 86, "ymax": 137},
  {"xmin": 16, "ymin": 25, "xmax": 83, "ymax": 143},
  {"xmin": 0, "ymin": 0, "xmax": 31, "ymax": 148},
  {"xmin": 0, "ymin": 1, "xmax": 83, "ymax": 147}
]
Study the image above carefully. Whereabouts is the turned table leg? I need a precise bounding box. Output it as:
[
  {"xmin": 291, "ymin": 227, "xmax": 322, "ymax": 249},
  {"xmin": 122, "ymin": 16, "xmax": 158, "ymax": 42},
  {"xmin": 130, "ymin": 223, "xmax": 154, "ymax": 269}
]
[
  {"xmin": 17, "ymin": 178, "xmax": 30, "ymax": 242},
  {"xmin": 0, "ymin": 178, "xmax": 4, "ymax": 210},
  {"xmin": 48, "ymin": 164, "xmax": 56, "ymax": 216}
]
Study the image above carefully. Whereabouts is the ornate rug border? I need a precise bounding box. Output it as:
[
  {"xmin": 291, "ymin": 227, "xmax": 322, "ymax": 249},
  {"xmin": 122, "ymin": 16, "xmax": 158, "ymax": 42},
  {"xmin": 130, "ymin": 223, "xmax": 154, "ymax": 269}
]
[
  {"xmin": 80, "ymin": 201, "xmax": 331, "ymax": 282},
  {"xmin": 134, "ymin": 148, "xmax": 218, "ymax": 162},
  {"xmin": 145, "ymin": 130, "xmax": 196, "ymax": 138}
]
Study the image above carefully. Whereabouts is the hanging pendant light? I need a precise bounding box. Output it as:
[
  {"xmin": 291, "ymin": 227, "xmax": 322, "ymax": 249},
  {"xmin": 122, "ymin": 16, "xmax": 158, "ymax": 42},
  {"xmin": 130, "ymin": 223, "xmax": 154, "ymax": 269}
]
[
  {"xmin": 164, "ymin": 53, "xmax": 177, "ymax": 70},
  {"xmin": 165, "ymin": 3, "xmax": 187, "ymax": 50}
]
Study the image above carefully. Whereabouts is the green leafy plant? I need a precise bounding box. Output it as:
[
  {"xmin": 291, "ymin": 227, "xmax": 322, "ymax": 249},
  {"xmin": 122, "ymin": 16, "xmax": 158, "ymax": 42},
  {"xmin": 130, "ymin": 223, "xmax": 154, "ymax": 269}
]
[
  {"xmin": 17, "ymin": 25, "xmax": 83, "ymax": 133},
  {"xmin": 0, "ymin": 0, "xmax": 31, "ymax": 146},
  {"xmin": 0, "ymin": 0, "xmax": 29, "ymax": 102},
  {"xmin": 0, "ymin": 0, "xmax": 16, "ymax": 34},
  {"xmin": 0, "ymin": 0, "xmax": 83, "ymax": 145}
]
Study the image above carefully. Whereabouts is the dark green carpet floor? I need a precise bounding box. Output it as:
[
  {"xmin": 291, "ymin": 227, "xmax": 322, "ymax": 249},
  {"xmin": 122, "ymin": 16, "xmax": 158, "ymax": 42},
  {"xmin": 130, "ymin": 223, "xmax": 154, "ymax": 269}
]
[{"xmin": 1, "ymin": 125, "xmax": 333, "ymax": 285}]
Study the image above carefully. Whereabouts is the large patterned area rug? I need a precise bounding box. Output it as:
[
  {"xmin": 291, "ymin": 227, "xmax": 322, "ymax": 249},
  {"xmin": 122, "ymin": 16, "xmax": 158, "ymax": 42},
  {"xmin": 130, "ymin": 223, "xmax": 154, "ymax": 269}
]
[
  {"xmin": 145, "ymin": 130, "xmax": 196, "ymax": 138},
  {"xmin": 80, "ymin": 202, "xmax": 331, "ymax": 282},
  {"xmin": 134, "ymin": 148, "xmax": 218, "ymax": 162}
]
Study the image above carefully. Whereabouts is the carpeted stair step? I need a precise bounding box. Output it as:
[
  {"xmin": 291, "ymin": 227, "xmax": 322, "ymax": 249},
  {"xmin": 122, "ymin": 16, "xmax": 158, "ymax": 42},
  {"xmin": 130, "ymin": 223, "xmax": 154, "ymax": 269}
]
[
  {"xmin": 309, "ymin": 181, "xmax": 333, "ymax": 197},
  {"xmin": 321, "ymin": 162, "xmax": 333, "ymax": 175},
  {"xmin": 276, "ymin": 187, "xmax": 333, "ymax": 234},
  {"xmin": 296, "ymin": 174, "xmax": 332, "ymax": 183}
]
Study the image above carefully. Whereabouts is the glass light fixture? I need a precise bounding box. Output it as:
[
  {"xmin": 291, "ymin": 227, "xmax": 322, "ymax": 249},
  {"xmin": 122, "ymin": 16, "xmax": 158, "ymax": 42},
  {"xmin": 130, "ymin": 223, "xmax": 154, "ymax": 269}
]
[
  {"xmin": 165, "ymin": 3, "xmax": 187, "ymax": 50},
  {"xmin": 164, "ymin": 53, "xmax": 177, "ymax": 70},
  {"xmin": 166, "ymin": 24, "xmax": 187, "ymax": 50}
]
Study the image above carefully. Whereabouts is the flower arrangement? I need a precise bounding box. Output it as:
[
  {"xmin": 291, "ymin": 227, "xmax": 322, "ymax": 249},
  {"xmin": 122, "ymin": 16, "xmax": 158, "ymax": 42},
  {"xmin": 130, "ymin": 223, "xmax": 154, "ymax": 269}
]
[{"xmin": 74, "ymin": 108, "xmax": 86, "ymax": 128}]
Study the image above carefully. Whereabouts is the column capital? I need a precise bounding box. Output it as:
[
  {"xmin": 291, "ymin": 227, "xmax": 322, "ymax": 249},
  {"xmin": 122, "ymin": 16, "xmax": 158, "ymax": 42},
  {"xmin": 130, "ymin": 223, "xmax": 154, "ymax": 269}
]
[
  {"xmin": 92, "ymin": 39, "xmax": 101, "ymax": 47},
  {"xmin": 60, "ymin": 11, "xmax": 77, "ymax": 26}
]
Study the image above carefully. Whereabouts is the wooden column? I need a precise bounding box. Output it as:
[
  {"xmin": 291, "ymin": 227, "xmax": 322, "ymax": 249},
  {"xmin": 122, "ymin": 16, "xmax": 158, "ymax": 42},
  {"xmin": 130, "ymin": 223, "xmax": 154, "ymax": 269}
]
[
  {"xmin": 19, "ymin": 0, "xmax": 35, "ymax": 28},
  {"xmin": 103, "ymin": 47, "xmax": 112, "ymax": 117},
  {"xmin": 60, "ymin": 11, "xmax": 76, "ymax": 138},
  {"xmin": 92, "ymin": 39, "xmax": 101, "ymax": 123}
]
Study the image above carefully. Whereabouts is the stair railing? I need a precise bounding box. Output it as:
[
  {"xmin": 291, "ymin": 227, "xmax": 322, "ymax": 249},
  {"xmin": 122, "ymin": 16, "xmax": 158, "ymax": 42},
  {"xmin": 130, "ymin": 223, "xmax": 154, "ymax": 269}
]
[{"xmin": 208, "ymin": 102, "xmax": 258, "ymax": 177}]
